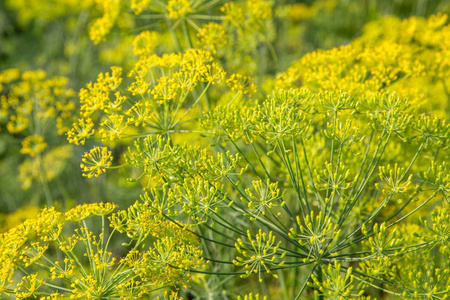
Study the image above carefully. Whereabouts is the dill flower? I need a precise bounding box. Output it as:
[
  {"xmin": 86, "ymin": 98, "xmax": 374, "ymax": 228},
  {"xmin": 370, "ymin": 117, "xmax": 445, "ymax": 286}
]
[
  {"xmin": 20, "ymin": 135, "xmax": 47, "ymax": 157},
  {"xmin": 133, "ymin": 31, "xmax": 160, "ymax": 56},
  {"xmin": 21, "ymin": 69, "xmax": 46, "ymax": 81},
  {"xmin": 1, "ymin": 202, "xmax": 203, "ymax": 299},
  {"xmin": 6, "ymin": 114, "xmax": 28, "ymax": 133},
  {"xmin": 166, "ymin": 0, "xmax": 193, "ymax": 19},
  {"xmin": 201, "ymin": 62, "xmax": 227, "ymax": 84},
  {"xmin": 67, "ymin": 118, "xmax": 95, "ymax": 145},
  {"xmin": 14, "ymin": 273, "xmax": 43, "ymax": 298},
  {"xmin": 131, "ymin": 0, "xmax": 151, "ymax": 14},
  {"xmin": 89, "ymin": 0, "xmax": 120, "ymax": 44},
  {"xmin": 127, "ymin": 76, "xmax": 151, "ymax": 95},
  {"xmin": 80, "ymin": 146, "xmax": 113, "ymax": 178},
  {"xmin": 234, "ymin": 229, "xmax": 285, "ymax": 282},
  {"xmin": 197, "ymin": 23, "xmax": 227, "ymax": 54},
  {"xmin": 66, "ymin": 202, "xmax": 118, "ymax": 221},
  {"xmin": 98, "ymin": 114, "xmax": 127, "ymax": 141},
  {"xmin": 34, "ymin": 207, "xmax": 64, "ymax": 241},
  {"xmin": 59, "ymin": 8, "xmax": 450, "ymax": 298},
  {"xmin": 226, "ymin": 74, "xmax": 257, "ymax": 96}
]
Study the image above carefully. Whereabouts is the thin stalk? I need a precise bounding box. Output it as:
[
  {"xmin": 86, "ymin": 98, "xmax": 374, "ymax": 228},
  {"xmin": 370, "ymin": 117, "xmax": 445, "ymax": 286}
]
[
  {"xmin": 267, "ymin": 41, "xmax": 279, "ymax": 73},
  {"xmin": 278, "ymin": 138, "xmax": 309, "ymax": 215},
  {"xmin": 336, "ymin": 131, "xmax": 391, "ymax": 231},
  {"xmin": 340, "ymin": 129, "xmax": 374, "ymax": 214},
  {"xmin": 225, "ymin": 176, "xmax": 306, "ymax": 251},
  {"xmin": 399, "ymin": 138, "xmax": 426, "ymax": 181},
  {"xmin": 226, "ymin": 138, "xmax": 264, "ymax": 179},
  {"xmin": 181, "ymin": 19, "xmax": 193, "ymax": 48},
  {"xmin": 173, "ymin": 81, "xmax": 211, "ymax": 126},
  {"xmin": 204, "ymin": 216, "xmax": 246, "ymax": 238},
  {"xmin": 250, "ymin": 142, "xmax": 273, "ymax": 180},
  {"xmin": 292, "ymin": 136, "xmax": 310, "ymax": 217},
  {"xmin": 294, "ymin": 264, "xmax": 316, "ymax": 300},
  {"xmin": 442, "ymin": 79, "xmax": 450, "ymax": 114},
  {"xmin": 81, "ymin": 220, "xmax": 96, "ymax": 275},
  {"xmin": 386, "ymin": 191, "xmax": 438, "ymax": 229},
  {"xmin": 300, "ymin": 138, "xmax": 323, "ymax": 204},
  {"xmin": 186, "ymin": 17, "xmax": 201, "ymax": 31},
  {"xmin": 163, "ymin": 214, "xmax": 236, "ymax": 248},
  {"xmin": 165, "ymin": 19, "xmax": 182, "ymax": 52},
  {"xmin": 37, "ymin": 153, "xmax": 53, "ymax": 207},
  {"xmin": 315, "ymin": 263, "xmax": 324, "ymax": 300},
  {"xmin": 330, "ymin": 191, "xmax": 394, "ymax": 253}
]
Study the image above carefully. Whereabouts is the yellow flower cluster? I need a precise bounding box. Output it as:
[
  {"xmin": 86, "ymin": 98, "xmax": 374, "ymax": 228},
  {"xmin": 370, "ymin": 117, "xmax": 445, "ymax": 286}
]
[
  {"xmin": 20, "ymin": 134, "xmax": 47, "ymax": 157},
  {"xmin": 197, "ymin": 23, "xmax": 228, "ymax": 54},
  {"xmin": 276, "ymin": 13, "xmax": 450, "ymax": 115},
  {"xmin": 0, "ymin": 68, "xmax": 20, "ymax": 92},
  {"xmin": 234, "ymin": 229, "xmax": 285, "ymax": 282},
  {"xmin": 68, "ymin": 49, "xmax": 227, "ymax": 148},
  {"xmin": 80, "ymin": 146, "xmax": 113, "ymax": 178},
  {"xmin": 1, "ymin": 208, "xmax": 63, "ymax": 297},
  {"xmin": 226, "ymin": 74, "xmax": 257, "ymax": 96},
  {"xmin": 131, "ymin": 0, "xmax": 151, "ymax": 15},
  {"xmin": 1, "ymin": 202, "xmax": 204, "ymax": 298},
  {"xmin": 67, "ymin": 118, "xmax": 96, "ymax": 145},
  {"xmin": 89, "ymin": 0, "xmax": 121, "ymax": 44},
  {"xmin": 222, "ymin": 0, "xmax": 274, "ymax": 42},
  {"xmin": 112, "ymin": 204, "xmax": 205, "ymax": 288},
  {"xmin": 133, "ymin": 31, "xmax": 160, "ymax": 56},
  {"xmin": 14, "ymin": 273, "xmax": 44, "ymax": 299},
  {"xmin": 34, "ymin": 207, "xmax": 65, "ymax": 241},
  {"xmin": 65, "ymin": 202, "xmax": 117, "ymax": 221},
  {"xmin": 126, "ymin": 236, "xmax": 204, "ymax": 288},
  {"xmin": 166, "ymin": 0, "xmax": 193, "ymax": 19}
]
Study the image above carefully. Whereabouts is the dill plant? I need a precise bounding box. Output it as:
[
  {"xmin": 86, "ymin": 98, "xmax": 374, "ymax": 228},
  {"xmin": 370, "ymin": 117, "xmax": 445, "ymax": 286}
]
[
  {"xmin": 62, "ymin": 12, "xmax": 450, "ymax": 299},
  {"xmin": 0, "ymin": 202, "xmax": 205, "ymax": 299},
  {"xmin": 1, "ymin": 2, "xmax": 450, "ymax": 299}
]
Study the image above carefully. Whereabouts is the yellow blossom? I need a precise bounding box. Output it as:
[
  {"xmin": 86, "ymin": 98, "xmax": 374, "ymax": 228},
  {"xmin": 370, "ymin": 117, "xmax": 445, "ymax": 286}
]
[
  {"xmin": 226, "ymin": 74, "xmax": 257, "ymax": 96},
  {"xmin": 197, "ymin": 23, "xmax": 227, "ymax": 54},
  {"xmin": 133, "ymin": 31, "xmax": 160, "ymax": 56},
  {"xmin": 80, "ymin": 146, "xmax": 113, "ymax": 178},
  {"xmin": 20, "ymin": 135, "xmax": 47, "ymax": 157},
  {"xmin": 67, "ymin": 118, "xmax": 95, "ymax": 145},
  {"xmin": 166, "ymin": 0, "xmax": 193, "ymax": 19},
  {"xmin": 131, "ymin": 0, "xmax": 151, "ymax": 14}
]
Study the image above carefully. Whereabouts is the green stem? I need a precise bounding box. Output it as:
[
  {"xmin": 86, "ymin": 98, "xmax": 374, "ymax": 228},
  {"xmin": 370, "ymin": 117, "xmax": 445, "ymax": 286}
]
[
  {"xmin": 294, "ymin": 264, "xmax": 316, "ymax": 300},
  {"xmin": 173, "ymin": 81, "xmax": 211, "ymax": 126},
  {"xmin": 37, "ymin": 153, "xmax": 54, "ymax": 207}
]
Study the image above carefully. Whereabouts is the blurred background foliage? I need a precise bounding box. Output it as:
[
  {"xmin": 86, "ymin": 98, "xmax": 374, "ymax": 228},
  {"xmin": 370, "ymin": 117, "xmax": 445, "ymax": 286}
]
[{"xmin": 0, "ymin": 0, "xmax": 449, "ymax": 221}]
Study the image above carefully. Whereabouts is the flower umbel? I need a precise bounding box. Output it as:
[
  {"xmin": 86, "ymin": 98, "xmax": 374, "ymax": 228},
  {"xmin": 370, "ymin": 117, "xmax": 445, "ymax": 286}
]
[
  {"xmin": 20, "ymin": 135, "xmax": 47, "ymax": 157},
  {"xmin": 80, "ymin": 146, "xmax": 113, "ymax": 178}
]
